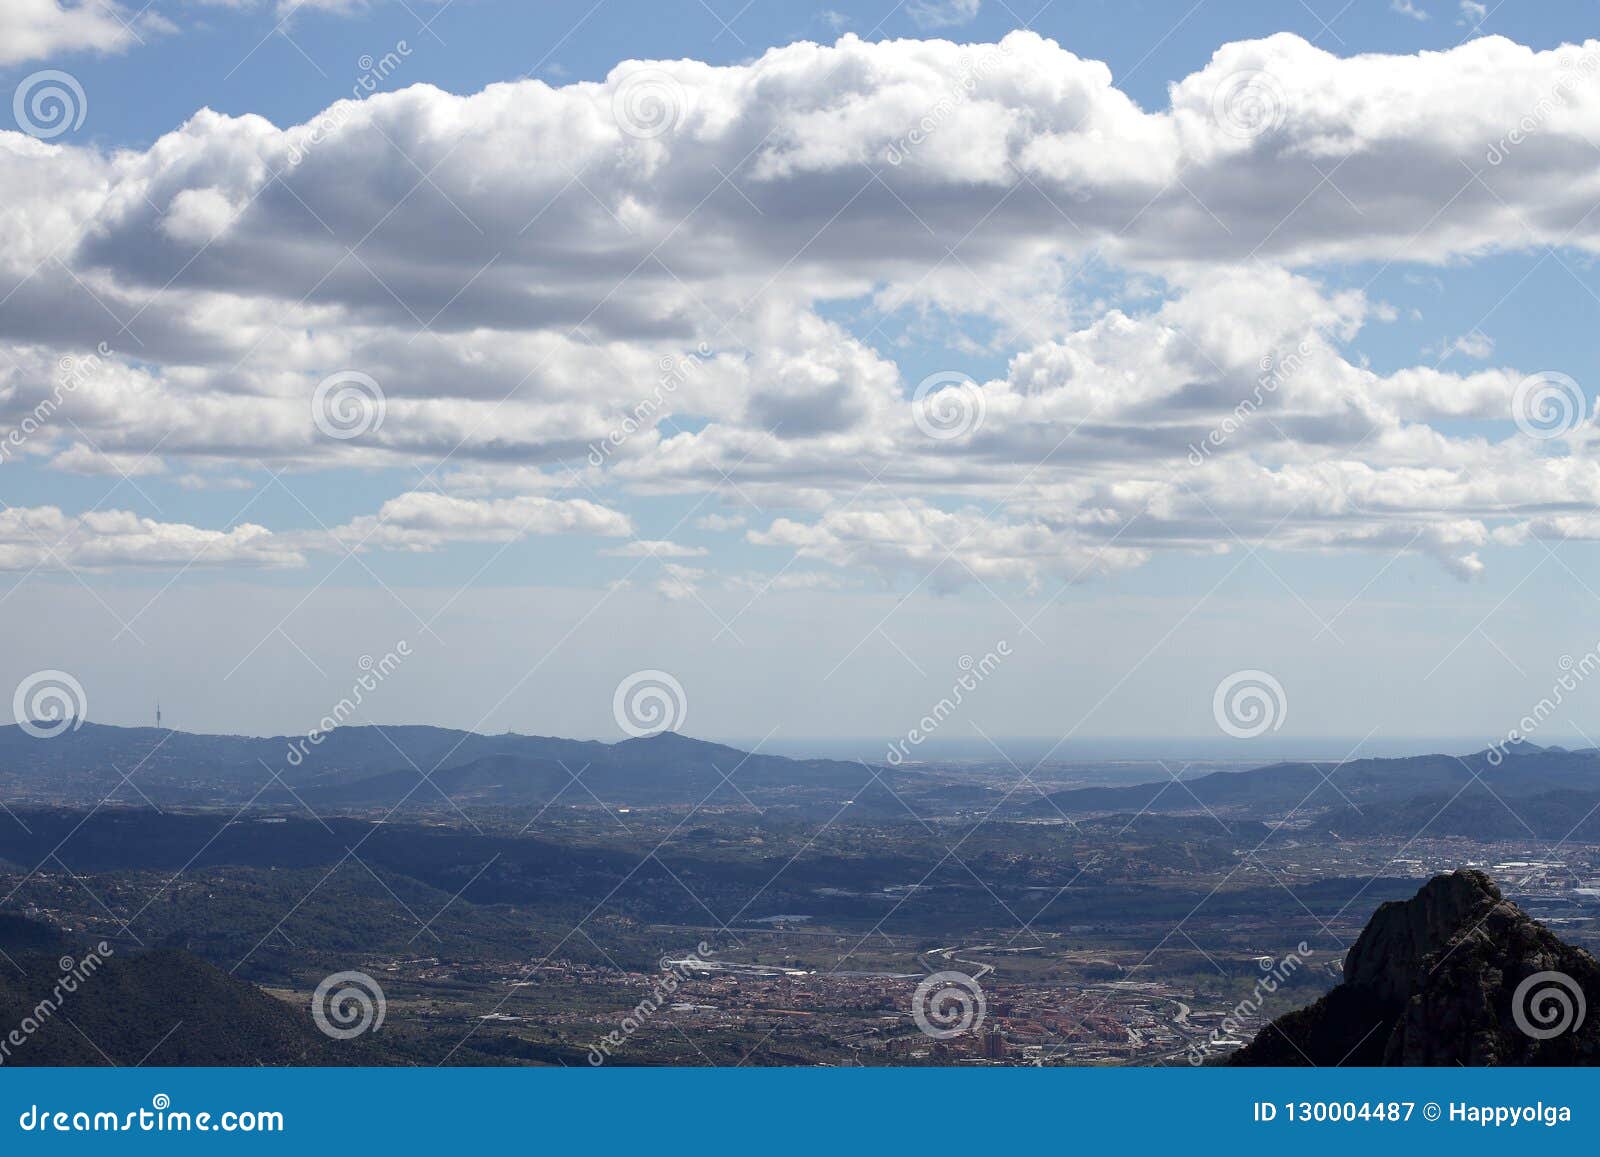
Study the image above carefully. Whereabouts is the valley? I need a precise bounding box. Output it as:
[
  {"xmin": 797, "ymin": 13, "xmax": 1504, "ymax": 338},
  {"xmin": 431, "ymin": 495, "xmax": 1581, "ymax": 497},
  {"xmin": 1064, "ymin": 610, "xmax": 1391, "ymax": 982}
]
[{"xmin": 5, "ymin": 724, "xmax": 1600, "ymax": 1065}]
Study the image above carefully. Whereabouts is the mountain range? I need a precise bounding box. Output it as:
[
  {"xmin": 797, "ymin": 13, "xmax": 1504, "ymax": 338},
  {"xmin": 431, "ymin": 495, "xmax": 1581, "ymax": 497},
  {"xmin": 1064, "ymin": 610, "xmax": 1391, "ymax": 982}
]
[
  {"xmin": 7, "ymin": 722, "xmax": 1600, "ymax": 836},
  {"xmin": 1030, "ymin": 742, "xmax": 1600, "ymax": 838},
  {"xmin": 0, "ymin": 722, "xmax": 905, "ymax": 814}
]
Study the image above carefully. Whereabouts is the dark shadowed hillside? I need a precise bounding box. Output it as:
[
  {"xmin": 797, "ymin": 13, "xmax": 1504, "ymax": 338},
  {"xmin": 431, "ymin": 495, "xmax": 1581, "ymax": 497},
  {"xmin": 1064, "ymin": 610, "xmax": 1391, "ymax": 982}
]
[
  {"xmin": 0, "ymin": 916, "xmax": 379, "ymax": 1066},
  {"xmin": 1232, "ymin": 870, "xmax": 1600, "ymax": 1066}
]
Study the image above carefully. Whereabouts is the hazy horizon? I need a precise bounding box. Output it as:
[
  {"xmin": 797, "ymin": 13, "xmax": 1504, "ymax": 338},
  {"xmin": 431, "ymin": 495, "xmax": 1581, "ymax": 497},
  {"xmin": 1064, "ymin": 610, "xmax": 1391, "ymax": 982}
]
[{"xmin": 11, "ymin": 712, "xmax": 1574, "ymax": 766}]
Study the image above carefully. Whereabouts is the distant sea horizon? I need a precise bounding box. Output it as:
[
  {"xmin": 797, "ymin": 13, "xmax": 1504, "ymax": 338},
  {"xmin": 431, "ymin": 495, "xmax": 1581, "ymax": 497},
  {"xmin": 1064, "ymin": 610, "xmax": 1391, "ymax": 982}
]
[
  {"xmin": 722, "ymin": 735, "xmax": 1573, "ymax": 763},
  {"xmin": 17, "ymin": 718, "xmax": 1581, "ymax": 766}
]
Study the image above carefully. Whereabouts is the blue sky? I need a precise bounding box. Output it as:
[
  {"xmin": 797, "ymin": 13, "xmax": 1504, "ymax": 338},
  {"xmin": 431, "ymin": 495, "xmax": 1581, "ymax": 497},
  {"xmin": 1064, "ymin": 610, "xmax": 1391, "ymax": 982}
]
[
  {"xmin": 3, "ymin": 0, "xmax": 1600, "ymax": 753},
  {"xmin": 25, "ymin": 1, "xmax": 1600, "ymax": 144}
]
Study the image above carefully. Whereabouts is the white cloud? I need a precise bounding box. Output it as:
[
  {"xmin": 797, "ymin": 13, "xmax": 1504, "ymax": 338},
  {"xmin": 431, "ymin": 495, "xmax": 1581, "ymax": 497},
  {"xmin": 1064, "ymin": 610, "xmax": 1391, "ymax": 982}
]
[
  {"xmin": 906, "ymin": 0, "xmax": 981, "ymax": 29},
  {"xmin": 0, "ymin": 1, "xmax": 144, "ymax": 66},
  {"xmin": 601, "ymin": 539, "xmax": 708, "ymax": 558},
  {"xmin": 0, "ymin": 505, "xmax": 300, "ymax": 570},
  {"xmin": 318, "ymin": 492, "xmax": 633, "ymax": 552},
  {"xmin": 174, "ymin": 472, "xmax": 256, "ymax": 491},
  {"xmin": 755, "ymin": 570, "xmax": 848, "ymax": 592},
  {"xmin": 1434, "ymin": 330, "xmax": 1495, "ymax": 360},
  {"xmin": 3, "ymin": 31, "xmax": 1598, "ymax": 586},
  {"xmin": 654, "ymin": 562, "xmax": 705, "ymax": 601},
  {"xmin": 49, "ymin": 442, "xmax": 164, "ymax": 476},
  {"xmin": 39, "ymin": 30, "xmax": 1600, "ymax": 347},
  {"xmin": 751, "ymin": 503, "xmax": 1149, "ymax": 593},
  {"xmin": 0, "ymin": 487, "xmax": 634, "ymax": 572},
  {"xmin": 694, "ymin": 513, "xmax": 747, "ymax": 532}
]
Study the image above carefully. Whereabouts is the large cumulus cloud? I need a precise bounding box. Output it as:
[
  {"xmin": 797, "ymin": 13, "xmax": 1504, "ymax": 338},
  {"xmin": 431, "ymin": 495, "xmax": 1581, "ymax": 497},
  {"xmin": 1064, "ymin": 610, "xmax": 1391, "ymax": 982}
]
[{"xmin": 2, "ymin": 30, "xmax": 1597, "ymax": 584}]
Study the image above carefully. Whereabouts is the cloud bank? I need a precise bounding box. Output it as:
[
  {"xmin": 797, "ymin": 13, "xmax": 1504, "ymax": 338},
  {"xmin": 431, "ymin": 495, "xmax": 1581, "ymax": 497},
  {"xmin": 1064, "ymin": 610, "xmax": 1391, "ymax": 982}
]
[{"xmin": 4, "ymin": 30, "xmax": 1598, "ymax": 585}]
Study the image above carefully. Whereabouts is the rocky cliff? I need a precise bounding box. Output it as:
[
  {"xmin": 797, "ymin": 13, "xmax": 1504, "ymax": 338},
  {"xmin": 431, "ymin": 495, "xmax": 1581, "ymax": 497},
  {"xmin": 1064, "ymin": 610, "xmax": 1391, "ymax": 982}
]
[{"xmin": 1231, "ymin": 869, "xmax": 1600, "ymax": 1065}]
